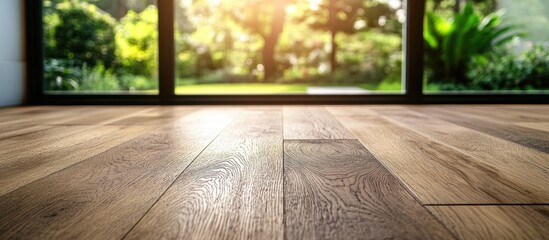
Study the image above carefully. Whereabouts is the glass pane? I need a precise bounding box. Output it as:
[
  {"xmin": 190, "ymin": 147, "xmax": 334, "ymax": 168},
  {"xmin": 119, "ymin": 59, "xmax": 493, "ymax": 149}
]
[
  {"xmin": 175, "ymin": 0, "xmax": 406, "ymax": 95},
  {"xmin": 424, "ymin": 0, "xmax": 549, "ymax": 93},
  {"xmin": 43, "ymin": 0, "xmax": 158, "ymax": 94}
]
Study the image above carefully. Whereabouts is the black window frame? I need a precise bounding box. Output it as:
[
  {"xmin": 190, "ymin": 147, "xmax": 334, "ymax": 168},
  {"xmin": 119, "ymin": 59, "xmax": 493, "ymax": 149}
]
[{"xmin": 25, "ymin": 0, "xmax": 549, "ymax": 104}]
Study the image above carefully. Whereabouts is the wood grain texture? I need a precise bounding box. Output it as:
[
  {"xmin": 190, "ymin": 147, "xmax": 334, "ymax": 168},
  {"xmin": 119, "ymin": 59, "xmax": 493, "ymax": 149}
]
[
  {"xmin": 325, "ymin": 105, "xmax": 403, "ymax": 116},
  {"xmin": 428, "ymin": 206, "xmax": 549, "ymax": 240},
  {"xmin": 336, "ymin": 114, "xmax": 543, "ymax": 204},
  {"xmin": 0, "ymin": 108, "xmax": 241, "ymax": 240},
  {"xmin": 0, "ymin": 125, "xmax": 154, "ymax": 196},
  {"xmin": 125, "ymin": 108, "xmax": 284, "ymax": 240},
  {"xmin": 44, "ymin": 106, "xmax": 155, "ymax": 125},
  {"xmin": 0, "ymin": 126, "xmax": 97, "ymax": 155},
  {"xmin": 107, "ymin": 106, "xmax": 198, "ymax": 125},
  {"xmin": 376, "ymin": 109, "xmax": 549, "ymax": 203},
  {"xmin": 514, "ymin": 122, "xmax": 549, "ymax": 133},
  {"xmin": 412, "ymin": 107, "xmax": 549, "ymax": 153},
  {"xmin": 447, "ymin": 106, "xmax": 549, "ymax": 123},
  {"xmin": 284, "ymin": 106, "xmax": 354, "ymax": 139},
  {"xmin": 1, "ymin": 105, "xmax": 548, "ymax": 239},
  {"xmin": 284, "ymin": 140, "xmax": 454, "ymax": 240}
]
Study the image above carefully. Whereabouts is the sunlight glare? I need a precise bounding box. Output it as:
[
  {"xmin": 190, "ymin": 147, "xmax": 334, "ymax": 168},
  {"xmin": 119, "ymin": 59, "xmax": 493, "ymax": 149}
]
[
  {"xmin": 286, "ymin": 5, "xmax": 297, "ymax": 15},
  {"xmin": 208, "ymin": 0, "xmax": 221, "ymax": 6},
  {"xmin": 309, "ymin": 0, "xmax": 321, "ymax": 11}
]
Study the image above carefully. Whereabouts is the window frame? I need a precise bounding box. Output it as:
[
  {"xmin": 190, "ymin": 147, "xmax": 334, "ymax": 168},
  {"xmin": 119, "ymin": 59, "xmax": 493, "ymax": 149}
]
[{"xmin": 25, "ymin": 0, "xmax": 549, "ymax": 104}]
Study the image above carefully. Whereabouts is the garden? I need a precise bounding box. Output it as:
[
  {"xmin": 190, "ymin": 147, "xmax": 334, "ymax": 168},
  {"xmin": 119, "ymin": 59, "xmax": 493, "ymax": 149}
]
[{"xmin": 42, "ymin": 0, "xmax": 549, "ymax": 94}]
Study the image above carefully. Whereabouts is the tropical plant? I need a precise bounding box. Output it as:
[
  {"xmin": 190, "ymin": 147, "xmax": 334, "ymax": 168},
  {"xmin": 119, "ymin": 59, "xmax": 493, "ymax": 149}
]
[{"xmin": 424, "ymin": 2, "xmax": 520, "ymax": 85}]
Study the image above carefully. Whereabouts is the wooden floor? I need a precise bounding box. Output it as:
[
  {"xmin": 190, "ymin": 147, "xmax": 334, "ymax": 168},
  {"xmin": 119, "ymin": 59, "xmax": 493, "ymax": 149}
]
[{"xmin": 0, "ymin": 105, "xmax": 548, "ymax": 239}]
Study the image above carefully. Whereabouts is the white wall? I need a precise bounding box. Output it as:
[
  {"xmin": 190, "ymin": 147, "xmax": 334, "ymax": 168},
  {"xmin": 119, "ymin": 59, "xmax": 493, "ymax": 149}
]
[{"xmin": 0, "ymin": 0, "xmax": 25, "ymax": 107}]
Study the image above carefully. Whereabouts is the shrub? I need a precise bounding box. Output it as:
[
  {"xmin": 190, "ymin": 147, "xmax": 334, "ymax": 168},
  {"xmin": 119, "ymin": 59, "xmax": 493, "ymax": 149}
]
[
  {"xmin": 44, "ymin": 61, "xmax": 122, "ymax": 92},
  {"xmin": 467, "ymin": 43, "xmax": 549, "ymax": 90},
  {"xmin": 78, "ymin": 64, "xmax": 121, "ymax": 91}
]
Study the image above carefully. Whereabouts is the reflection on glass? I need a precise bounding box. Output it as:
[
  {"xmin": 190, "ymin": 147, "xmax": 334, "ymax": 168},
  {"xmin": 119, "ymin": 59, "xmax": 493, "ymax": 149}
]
[
  {"xmin": 424, "ymin": 0, "xmax": 549, "ymax": 93},
  {"xmin": 175, "ymin": 0, "xmax": 406, "ymax": 95},
  {"xmin": 43, "ymin": 0, "xmax": 158, "ymax": 94}
]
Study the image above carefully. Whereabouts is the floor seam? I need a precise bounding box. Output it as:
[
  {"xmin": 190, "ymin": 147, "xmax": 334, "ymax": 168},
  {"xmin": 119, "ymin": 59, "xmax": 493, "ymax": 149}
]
[
  {"xmin": 424, "ymin": 203, "xmax": 549, "ymax": 206},
  {"xmin": 119, "ymin": 107, "xmax": 246, "ymax": 240}
]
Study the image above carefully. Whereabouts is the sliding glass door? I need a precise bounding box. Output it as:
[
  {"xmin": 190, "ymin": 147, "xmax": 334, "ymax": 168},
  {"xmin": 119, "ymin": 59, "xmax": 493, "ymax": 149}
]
[
  {"xmin": 28, "ymin": 0, "xmax": 548, "ymax": 103},
  {"xmin": 174, "ymin": 0, "xmax": 406, "ymax": 95}
]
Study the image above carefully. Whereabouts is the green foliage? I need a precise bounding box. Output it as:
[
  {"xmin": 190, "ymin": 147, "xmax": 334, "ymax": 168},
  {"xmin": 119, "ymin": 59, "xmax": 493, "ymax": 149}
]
[
  {"xmin": 119, "ymin": 75, "xmax": 158, "ymax": 91},
  {"xmin": 44, "ymin": 0, "xmax": 116, "ymax": 68},
  {"xmin": 44, "ymin": 60, "xmax": 121, "ymax": 91},
  {"xmin": 78, "ymin": 64, "xmax": 121, "ymax": 91},
  {"xmin": 467, "ymin": 43, "xmax": 549, "ymax": 90},
  {"xmin": 424, "ymin": 2, "xmax": 519, "ymax": 84},
  {"xmin": 115, "ymin": 6, "xmax": 158, "ymax": 77}
]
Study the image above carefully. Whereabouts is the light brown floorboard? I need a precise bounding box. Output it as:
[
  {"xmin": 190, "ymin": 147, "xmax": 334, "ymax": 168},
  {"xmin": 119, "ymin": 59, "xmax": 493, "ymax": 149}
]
[
  {"xmin": 375, "ymin": 108, "xmax": 549, "ymax": 203},
  {"xmin": 428, "ymin": 206, "xmax": 549, "ymax": 240},
  {"xmin": 0, "ymin": 125, "xmax": 156, "ymax": 196},
  {"xmin": 284, "ymin": 140, "xmax": 454, "ymax": 239},
  {"xmin": 412, "ymin": 107, "xmax": 549, "ymax": 153},
  {"xmin": 0, "ymin": 108, "xmax": 241, "ymax": 240},
  {"xmin": 125, "ymin": 108, "xmax": 284, "ymax": 240},
  {"xmin": 336, "ymin": 114, "xmax": 541, "ymax": 204},
  {"xmin": 283, "ymin": 106, "xmax": 354, "ymax": 139}
]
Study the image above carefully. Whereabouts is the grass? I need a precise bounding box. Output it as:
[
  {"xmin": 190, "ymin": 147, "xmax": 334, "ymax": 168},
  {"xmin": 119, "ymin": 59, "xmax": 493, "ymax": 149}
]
[
  {"xmin": 175, "ymin": 83, "xmax": 309, "ymax": 94},
  {"xmin": 175, "ymin": 81, "xmax": 403, "ymax": 95}
]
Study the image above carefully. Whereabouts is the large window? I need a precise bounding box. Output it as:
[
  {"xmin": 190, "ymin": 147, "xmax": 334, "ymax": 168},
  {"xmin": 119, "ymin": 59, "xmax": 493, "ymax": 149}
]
[
  {"xmin": 423, "ymin": 0, "xmax": 549, "ymax": 94},
  {"xmin": 28, "ymin": 0, "xmax": 549, "ymax": 103},
  {"xmin": 43, "ymin": 0, "xmax": 158, "ymax": 94}
]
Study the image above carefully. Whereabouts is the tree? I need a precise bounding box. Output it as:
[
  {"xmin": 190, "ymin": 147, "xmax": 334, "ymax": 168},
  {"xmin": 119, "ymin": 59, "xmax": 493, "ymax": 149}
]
[
  {"xmin": 44, "ymin": 0, "xmax": 117, "ymax": 68},
  {"xmin": 223, "ymin": 0, "xmax": 288, "ymax": 81},
  {"xmin": 299, "ymin": 0, "xmax": 399, "ymax": 73},
  {"xmin": 115, "ymin": 6, "xmax": 159, "ymax": 77},
  {"xmin": 86, "ymin": 0, "xmax": 156, "ymax": 19}
]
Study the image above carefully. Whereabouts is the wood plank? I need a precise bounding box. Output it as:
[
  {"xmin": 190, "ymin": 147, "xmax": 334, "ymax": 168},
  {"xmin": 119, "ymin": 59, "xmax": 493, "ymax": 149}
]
[
  {"xmin": 336, "ymin": 114, "xmax": 541, "ymax": 204},
  {"xmin": 45, "ymin": 106, "xmax": 155, "ymax": 125},
  {"xmin": 412, "ymin": 107, "xmax": 549, "ymax": 154},
  {"xmin": 376, "ymin": 109, "xmax": 549, "ymax": 203},
  {"xmin": 325, "ymin": 105, "xmax": 404, "ymax": 116},
  {"xmin": 107, "ymin": 106, "xmax": 197, "ymax": 125},
  {"xmin": 514, "ymin": 122, "xmax": 549, "ymax": 133},
  {"xmin": 0, "ymin": 125, "xmax": 155, "ymax": 196},
  {"xmin": 284, "ymin": 106, "xmax": 354, "ymax": 139},
  {"xmin": 0, "ymin": 126, "xmax": 97, "ymax": 155},
  {"xmin": 284, "ymin": 140, "xmax": 454, "ymax": 239},
  {"xmin": 428, "ymin": 206, "xmax": 549, "ymax": 240},
  {"xmin": 0, "ymin": 108, "xmax": 241, "ymax": 240},
  {"xmin": 0, "ymin": 125, "xmax": 53, "ymax": 140},
  {"xmin": 449, "ymin": 106, "xmax": 549, "ymax": 122},
  {"xmin": 125, "ymin": 108, "xmax": 284, "ymax": 240},
  {"xmin": 0, "ymin": 106, "xmax": 107, "ymax": 126}
]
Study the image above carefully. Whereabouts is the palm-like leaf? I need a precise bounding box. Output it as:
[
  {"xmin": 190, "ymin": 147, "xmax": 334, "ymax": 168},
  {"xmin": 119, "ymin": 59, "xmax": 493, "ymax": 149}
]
[{"xmin": 424, "ymin": 1, "xmax": 522, "ymax": 84}]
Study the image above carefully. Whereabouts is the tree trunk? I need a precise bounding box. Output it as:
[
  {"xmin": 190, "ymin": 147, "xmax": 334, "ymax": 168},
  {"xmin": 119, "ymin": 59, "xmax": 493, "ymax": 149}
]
[
  {"xmin": 116, "ymin": 0, "xmax": 127, "ymax": 20},
  {"xmin": 454, "ymin": 0, "xmax": 464, "ymax": 13},
  {"xmin": 328, "ymin": 0, "xmax": 337, "ymax": 73},
  {"xmin": 262, "ymin": 0, "xmax": 286, "ymax": 82},
  {"xmin": 262, "ymin": 38, "xmax": 277, "ymax": 82},
  {"xmin": 330, "ymin": 30, "xmax": 337, "ymax": 73}
]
